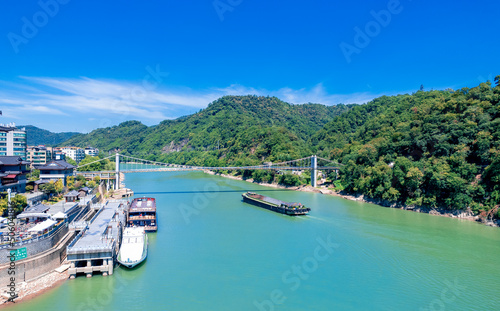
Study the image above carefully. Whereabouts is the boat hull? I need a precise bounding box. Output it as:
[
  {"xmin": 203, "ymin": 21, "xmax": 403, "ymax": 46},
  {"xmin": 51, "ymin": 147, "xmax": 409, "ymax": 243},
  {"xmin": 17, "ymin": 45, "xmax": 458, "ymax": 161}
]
[
  {"xmin": 242, "ymin": 193, "xmax": 310, "ymax": 216},
  {"xmin": 118, "ymin": 229, "xmax": 148, "ymax": 269}
]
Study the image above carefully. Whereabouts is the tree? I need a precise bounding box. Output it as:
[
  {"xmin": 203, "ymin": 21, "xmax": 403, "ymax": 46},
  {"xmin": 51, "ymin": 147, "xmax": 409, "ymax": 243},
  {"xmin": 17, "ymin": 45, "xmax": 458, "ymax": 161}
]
[
  {"xmin": 86, "ymin": 180, "xmax": 97, "ymax": 188},
  {"xmin": 54, "ymin": 179, "xmax": 64, "ymax": 195},
  {"xmin": 77, "ymin": 155, "xmax": 104, "ymax": 171},
  {"xmin": 40, "ymin": 181, "xmax": 56, "ymax": 196},
  {"xmin": 12, "ymin": 195, "xmax": 27, "ymax": 213},
  {"xmin": 0, "ymin": 194, "xmax": 28, "ymax": 216},
  {"xmin": 278, "ymin": 173, "xmax": 301, "ymax": 187},
  {"xmin": 66, "ymin": 157, "xmax": 77, "ymax": 166},
  {"xmin": 66, "ymin": 176, "xmax": 75, "ymax": 190},
  {"xmin": 28, "ymin": 169, "xmax": 40, "ymax": 181}
]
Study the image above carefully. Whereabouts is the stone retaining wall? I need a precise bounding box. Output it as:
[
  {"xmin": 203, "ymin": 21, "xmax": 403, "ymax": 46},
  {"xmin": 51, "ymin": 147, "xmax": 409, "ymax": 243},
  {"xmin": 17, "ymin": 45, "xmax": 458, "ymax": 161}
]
[
  {"xmin": 0, "ymin": 231, "xmax": 75, "ymax": 286},
  {"xmin": 0, "ymin": 224, "xmax": 69, "ymax": 264}
]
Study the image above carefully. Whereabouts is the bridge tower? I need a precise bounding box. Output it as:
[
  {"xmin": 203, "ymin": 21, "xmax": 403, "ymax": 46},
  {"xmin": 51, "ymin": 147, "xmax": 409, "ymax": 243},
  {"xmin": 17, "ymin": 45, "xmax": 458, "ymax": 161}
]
[
  {"xmin": 115, "ymin": 153, "xmax": 120, "ymax": 190},
  {"xmin": 311, "ymin": 155, "xmax": 317, "ymax": 187}
]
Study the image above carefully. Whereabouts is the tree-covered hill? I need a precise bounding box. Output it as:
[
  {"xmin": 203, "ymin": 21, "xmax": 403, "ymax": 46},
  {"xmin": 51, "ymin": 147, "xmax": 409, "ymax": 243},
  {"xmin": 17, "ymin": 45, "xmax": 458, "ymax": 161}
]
[
  {"xmin": 62, "ymin": 120, "xmax": 148, "ymax": 154},
  {"xmin": 62, "ymin": 95, "xmax": 352, "ymax": 164},
  {"xmin": 61, "ymin": 81, "xmax": 500, "ymax": 219},
  {"xmin": 21, "ymin": 125, "xmax": 80, "ymax": 146},
  {"xmin": 314, "ymin": 77, "xmax": 500, "ymax": 218}
]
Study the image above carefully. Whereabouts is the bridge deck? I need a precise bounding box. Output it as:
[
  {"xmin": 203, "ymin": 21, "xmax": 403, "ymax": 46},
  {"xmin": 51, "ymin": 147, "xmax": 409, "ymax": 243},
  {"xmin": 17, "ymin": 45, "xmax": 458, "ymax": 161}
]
[{"xmin": 77, "ymin": 166, "xmax": 341, "ymax": 174}]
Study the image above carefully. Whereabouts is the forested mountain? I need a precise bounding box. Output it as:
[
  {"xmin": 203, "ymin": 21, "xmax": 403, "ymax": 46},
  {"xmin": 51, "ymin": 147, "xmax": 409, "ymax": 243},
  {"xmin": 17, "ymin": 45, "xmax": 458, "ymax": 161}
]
[
  {"xmin": 313, "ymin": 77, "xmax": 500, "ymax": 217},
  {"xmin": 21, "ymin": 125, "xmax": 80, "ymax": 146},
  {"xmin": 62, "ymin": 79, "xmax": 500, "ymax": 218},
  {"xmin": 62, "ymin": 96, "xmax": 353, "ymax": 164}
]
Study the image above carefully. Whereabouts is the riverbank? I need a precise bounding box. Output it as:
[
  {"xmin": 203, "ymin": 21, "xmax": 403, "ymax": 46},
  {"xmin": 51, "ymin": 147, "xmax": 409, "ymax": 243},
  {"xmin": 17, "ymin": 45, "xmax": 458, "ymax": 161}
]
[
  {"xmin": 205, "ymin": 171, "xmax": 499, "ymax": 228},
  {"xmin": 0, "ymin": 270, "xmax": 68, "ymax": 307}
]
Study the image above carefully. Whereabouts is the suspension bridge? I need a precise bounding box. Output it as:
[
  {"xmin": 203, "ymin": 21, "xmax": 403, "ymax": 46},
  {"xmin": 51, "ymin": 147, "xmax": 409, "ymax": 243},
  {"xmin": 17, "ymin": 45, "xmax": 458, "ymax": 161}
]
[{"xmin": 75, "ymin": 153, "xmax": 341, "ymax": 189}]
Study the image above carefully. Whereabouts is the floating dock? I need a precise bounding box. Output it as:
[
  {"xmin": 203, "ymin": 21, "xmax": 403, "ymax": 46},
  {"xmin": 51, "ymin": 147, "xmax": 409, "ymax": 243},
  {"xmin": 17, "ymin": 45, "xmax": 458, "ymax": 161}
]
[{"xmin": 67, "ymin": 200, "xmax": 127, "ymax": 278}]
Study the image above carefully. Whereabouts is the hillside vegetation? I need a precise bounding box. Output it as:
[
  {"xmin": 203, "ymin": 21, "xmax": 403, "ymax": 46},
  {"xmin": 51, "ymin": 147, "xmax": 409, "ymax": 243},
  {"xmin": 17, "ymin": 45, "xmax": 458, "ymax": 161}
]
[
  {"xmin": 62, "ymin": 78, "xmax": 500, "ymax": 219},
  {"xmin": 314, "ymin": 77, "xmax": 500, "ymax": 219},
  {"xmin": 62, "ymin": 96, "xmax": 352, "ymax": 164},
  {"xmin": 22, "ymin": 125, "xmax": 80, "ymax": 146}
]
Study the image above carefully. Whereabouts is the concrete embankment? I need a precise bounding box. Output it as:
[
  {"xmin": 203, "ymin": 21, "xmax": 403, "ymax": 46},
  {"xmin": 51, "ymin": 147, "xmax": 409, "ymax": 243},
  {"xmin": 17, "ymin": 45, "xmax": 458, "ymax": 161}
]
[
  {"xmin": 0, "ymin": 185, "xmax": 107, "ymax": 305},
  {"xmin": 0, "ymin": 229, "xmax": 75, "ymax": 305}
]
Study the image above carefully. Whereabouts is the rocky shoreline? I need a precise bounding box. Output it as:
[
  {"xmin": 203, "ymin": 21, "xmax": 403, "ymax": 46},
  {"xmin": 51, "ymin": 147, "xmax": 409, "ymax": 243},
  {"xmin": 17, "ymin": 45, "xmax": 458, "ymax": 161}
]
[
  {"xmin": 206, "ymin": 171, "xmax": 499, "ymax": 228},
  {"xmin": 1, "ymin": 270, "xmax": 68, "ymax": 307}
]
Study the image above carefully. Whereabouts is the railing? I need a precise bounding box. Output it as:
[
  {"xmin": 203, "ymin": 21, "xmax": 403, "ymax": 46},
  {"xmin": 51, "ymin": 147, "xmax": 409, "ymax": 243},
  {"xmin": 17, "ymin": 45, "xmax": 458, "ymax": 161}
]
[
  {"xmin": 67, "ymin": 229, "xmax": 84, "ymax": 249},
  {"xmin": 0, "ymin": 220, "xmax": 67, "ymax": 250},
  {"xmin": 67, "ymin": 239, "xmax": 115, "ymax": 255},
  {"xmin": 76, "ymin": 165, "xmax": 341, "ymax": 174}
]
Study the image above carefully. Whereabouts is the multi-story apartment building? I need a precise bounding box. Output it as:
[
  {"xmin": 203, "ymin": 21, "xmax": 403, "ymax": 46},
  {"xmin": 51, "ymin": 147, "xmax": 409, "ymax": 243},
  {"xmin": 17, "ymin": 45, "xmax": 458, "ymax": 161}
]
[
  {"xmin": 60, "ymin": 146, "xmax": 85, "ymax": 163},
  {"xmin": 84, "ymin": 147, "xmax": 99, "ymax": 157},
  {"xmin": 27, "ymin": 145, "xmax": 52, "ymax": 165},
  {"xmin": 0, "ymin": 123, "xmax": 27, "ymax": 160},
  {"xmin": 52, "ymin": 148, "xmax": 66, "ymax": 161}
]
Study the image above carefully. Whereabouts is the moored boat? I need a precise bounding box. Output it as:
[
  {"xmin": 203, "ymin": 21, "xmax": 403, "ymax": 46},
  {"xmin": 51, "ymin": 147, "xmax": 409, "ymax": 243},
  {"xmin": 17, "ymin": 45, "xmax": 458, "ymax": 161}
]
[
  {"xmin": 118, "ymin": 227, "xmax": 148, "ymax": 268},
  {"xmin": 128, "ymin": 197, "xmax": 157, "ymax": 232},
  {"xmin": 241, "ymin": 192, "xmax": 310, "ymax": 216}
]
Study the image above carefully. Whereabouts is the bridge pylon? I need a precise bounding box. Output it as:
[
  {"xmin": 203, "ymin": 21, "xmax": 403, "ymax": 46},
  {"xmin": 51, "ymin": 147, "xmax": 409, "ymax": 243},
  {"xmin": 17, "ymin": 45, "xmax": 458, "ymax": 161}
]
[
  {"xmin": 311, "ymin": 155, "xmax": 317, "ymax": 187},
  {"xmin": 115, "ymin": 153, "xmax": 120, "ymax": 190}
]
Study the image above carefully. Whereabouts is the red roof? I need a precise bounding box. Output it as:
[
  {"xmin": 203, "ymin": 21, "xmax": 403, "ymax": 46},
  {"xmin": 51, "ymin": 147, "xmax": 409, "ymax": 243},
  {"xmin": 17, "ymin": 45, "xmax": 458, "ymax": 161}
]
[{"xmin": 6, "ymin": 174, "xmax": 17, "ymax": 178}]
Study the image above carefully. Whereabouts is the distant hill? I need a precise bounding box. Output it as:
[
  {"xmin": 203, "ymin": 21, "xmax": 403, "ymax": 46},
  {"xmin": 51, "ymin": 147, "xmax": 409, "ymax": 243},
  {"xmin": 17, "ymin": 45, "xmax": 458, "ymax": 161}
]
[
  {"xmin": 21, "ymin": 125, "xmax": 81, "ymax": 146},
  {"xmin": 60, "ymin": 82, "xmax": 500, "ymax": 218},
  {"xmin": 61, "ymin": 95, "xmax": 353, "ymax": 163}
]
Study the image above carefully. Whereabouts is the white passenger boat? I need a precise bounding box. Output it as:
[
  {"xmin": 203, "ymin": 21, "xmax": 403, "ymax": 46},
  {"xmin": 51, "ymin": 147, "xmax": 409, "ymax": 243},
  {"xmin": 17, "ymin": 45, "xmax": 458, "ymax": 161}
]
[{"xmin": 118, "ymin": 227, "xmax": 148, "ymax": 268}]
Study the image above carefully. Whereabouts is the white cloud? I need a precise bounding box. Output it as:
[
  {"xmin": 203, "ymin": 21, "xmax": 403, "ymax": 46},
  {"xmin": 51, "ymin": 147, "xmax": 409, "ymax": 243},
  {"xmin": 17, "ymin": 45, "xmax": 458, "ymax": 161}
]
[{"xmin": 0, "ymin": 76, "xmax": 390, "ymax": 131}]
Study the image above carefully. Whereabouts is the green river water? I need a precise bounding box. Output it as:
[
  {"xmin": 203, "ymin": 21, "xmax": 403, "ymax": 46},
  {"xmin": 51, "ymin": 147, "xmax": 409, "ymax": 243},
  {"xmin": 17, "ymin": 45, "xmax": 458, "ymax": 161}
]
[{"xmin": 6, "ymin": 171, "xmax": 500, "ymax": 311}]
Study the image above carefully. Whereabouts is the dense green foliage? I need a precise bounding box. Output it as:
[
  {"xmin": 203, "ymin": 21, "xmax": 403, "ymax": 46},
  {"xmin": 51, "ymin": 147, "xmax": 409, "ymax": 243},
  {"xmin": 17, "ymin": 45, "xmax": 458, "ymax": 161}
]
[
  {"xmin": 22, "ymin": 125, "xmax": 80, "ymax": 146},
  {"xmin": 62, "ymin": 82, "xmax": 500, "ymax": 219},
  {"xmin": 76, "ymin": 155, "xmax": 115, "ymax": 171},
  {"xmin": 0, "ymin": 194, "xmax": 27, "ymax": 216},
  {"xmin": 63, "ymin": 96, "xmax": 352, "ymax": 166},
  {"xmin": 314, "ymin": 77, "xmax": 500, "ymax": 218}
]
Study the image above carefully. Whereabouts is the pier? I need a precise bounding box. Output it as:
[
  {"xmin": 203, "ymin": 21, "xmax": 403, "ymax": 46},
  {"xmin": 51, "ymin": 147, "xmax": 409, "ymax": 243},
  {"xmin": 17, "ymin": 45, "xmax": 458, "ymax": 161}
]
[{"xmin": 67, "ymin": 200, "xmax": 127, "ymax": 278}]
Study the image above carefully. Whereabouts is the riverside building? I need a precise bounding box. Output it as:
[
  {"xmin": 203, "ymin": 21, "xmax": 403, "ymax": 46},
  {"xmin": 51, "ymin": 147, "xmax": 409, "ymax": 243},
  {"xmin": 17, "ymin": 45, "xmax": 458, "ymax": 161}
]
[
  {"xmin": 61, "ymin": 147, "xmax": 85, "ymax": 163},
  {"xmin": 27, "ymin": 145, "xmax": 52, "ymax": 165},
  {"xmin": 0, "ymin": 123, "xmax": 27, "ymax": 160}
]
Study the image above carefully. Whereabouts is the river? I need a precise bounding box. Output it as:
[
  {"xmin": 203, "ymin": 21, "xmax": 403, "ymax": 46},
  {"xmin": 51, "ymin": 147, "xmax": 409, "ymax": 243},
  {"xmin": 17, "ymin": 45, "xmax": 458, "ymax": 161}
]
[{"xmin": 6, "ymin": 171, "xmax": 500, "ymax": 310}]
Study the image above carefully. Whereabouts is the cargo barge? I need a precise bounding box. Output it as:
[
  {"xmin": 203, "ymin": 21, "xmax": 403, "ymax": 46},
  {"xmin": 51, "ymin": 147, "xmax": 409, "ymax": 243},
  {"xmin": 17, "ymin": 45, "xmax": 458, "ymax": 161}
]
[
  {"xmin": 127, "ymin": 197, "xmax": 158, "ymax": 232},
  {"xmin": 241, "ymin": 192, "xmax": 310, "ymax": 216}
]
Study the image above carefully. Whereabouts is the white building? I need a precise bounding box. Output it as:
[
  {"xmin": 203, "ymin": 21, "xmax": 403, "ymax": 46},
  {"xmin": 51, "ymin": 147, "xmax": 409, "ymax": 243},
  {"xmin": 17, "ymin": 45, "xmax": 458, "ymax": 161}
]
[
  {"xmin": 84, "ymin": 147, "xmax": 99, "ymax": 157},
  {"xmin": 0, "ymin": 123, "xmax": 27, "ymax": 160},
  {"xmin": 61, "ymin": 147, "xmax": 85, "ymax": 163}
]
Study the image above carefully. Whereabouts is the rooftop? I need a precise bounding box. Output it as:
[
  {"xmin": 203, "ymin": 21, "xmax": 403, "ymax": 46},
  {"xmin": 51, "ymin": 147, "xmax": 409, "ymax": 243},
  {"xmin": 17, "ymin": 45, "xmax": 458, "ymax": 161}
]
[
  {"xmin": 17, "ymin": 203, "xmax": 51, "ymax": 219},
  {"xmin": 0, "ymin": 156, "xmax": 30, "ymax": 166},
  {"xmin": 130, "ymin": 197, "xmax": 156, "ymax": 212},
  {"xmin": 0, "ymin": 123, "xmax": 23, "ymax": 132},
  {"xmin": 64, "ymin": 190, "xmax": 80, "ymax": 197},
  {"xmin": 35, "ymin": 160, "xmax": 76, "ymax": 170},
  {"xmin": 26, "ymin": 203, "xmax": 51, "ymax": 213},
  {"xmin": 48, "ymin": 200, "xmax": 78, "ymax": 215},
  {"xmin": 67, "ymin": 201, "xmax": 124, "ymax": 254}
]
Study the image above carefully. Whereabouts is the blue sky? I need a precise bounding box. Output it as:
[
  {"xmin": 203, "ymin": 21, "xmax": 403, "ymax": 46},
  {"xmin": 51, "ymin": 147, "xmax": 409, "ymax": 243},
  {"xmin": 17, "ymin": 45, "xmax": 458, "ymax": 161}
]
[{"xmin": 0, "ymin": 0, "xmax": 498, "ymax": 133}]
